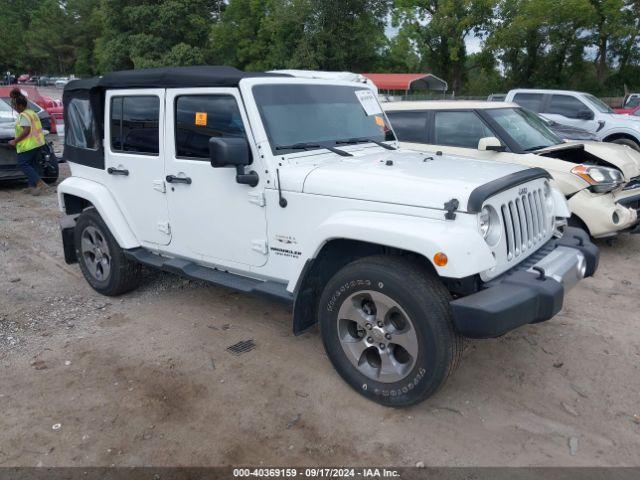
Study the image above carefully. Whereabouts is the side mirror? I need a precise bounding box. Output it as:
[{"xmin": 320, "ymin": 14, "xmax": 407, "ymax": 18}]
[
  {"xmin": 209, "ymin": 137, "xmax": 251, "ymax": 168},
  {"xmin": 209, "ymin": 137, "xmax": 258, "ymax": 187},
  {"xmin": 575, "ymin": 110, "xmax": 594, "ymax": 120},
  {"xmin": 478, "ymin": 137, "xmax": 505, "ymax": 152}
]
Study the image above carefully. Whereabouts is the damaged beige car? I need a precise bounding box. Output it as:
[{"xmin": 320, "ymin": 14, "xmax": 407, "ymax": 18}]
[{"xmin": 383, "ymin": 101, "xmax": 640, "ymax": 238}]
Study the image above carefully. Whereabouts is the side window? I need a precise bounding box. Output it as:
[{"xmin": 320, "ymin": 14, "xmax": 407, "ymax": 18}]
[
  {"xmin": 434, "ymin": 111, "xmax": 493, "ymax": 149},
  {"xmin": 175, "ymin": 95, "xmax": 246, "ymax": 159},
  {"xmin": 66, "ymin": 98, "xmax": 98, "ymax": 150},
  {"xmin": 385, "ymin": 111, "xmax": 428, "ymax": 143},
  {"xmin": 110, "ymin": 96, "xmax": 159, "ymax": 155},
  {"xmin": 513, "ymin": 93, "xmax": 544, "ymax": 112},
  {"xmin": 548, "ymin": 95, "xmax": 588, "ymax": 119}
]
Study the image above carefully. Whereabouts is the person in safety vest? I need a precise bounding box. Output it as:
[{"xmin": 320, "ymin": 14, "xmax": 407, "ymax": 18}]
[{"xmin": 9, "ymin": 94, "xmax": 49, "ymax": 195}]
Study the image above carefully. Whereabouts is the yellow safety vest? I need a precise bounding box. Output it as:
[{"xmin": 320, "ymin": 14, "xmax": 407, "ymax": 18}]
[{"xmin": 15, "ymin": 108, "xmax": 45, "ymax": 153}]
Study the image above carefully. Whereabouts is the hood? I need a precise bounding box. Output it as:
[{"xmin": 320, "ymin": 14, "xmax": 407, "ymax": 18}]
[
  {"xmin": 603, "ymin": 112, "xmax": 640, "ymax": 124},
  {"xmin": 549, "ymin": 123, "xmax": 598, "ymax": 141},
  {"xmin": 296, "ymin": 148, "xmax": 529, "ymax": 211},
  {"xmin": 535, "ymin": 142, "xmax": 640, "ymax": 180}
]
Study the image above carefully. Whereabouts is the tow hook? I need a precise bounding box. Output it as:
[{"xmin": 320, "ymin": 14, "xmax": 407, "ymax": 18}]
[{"xmin": 532, "ymin": 266, "xmax": 546, "ymax": 280}]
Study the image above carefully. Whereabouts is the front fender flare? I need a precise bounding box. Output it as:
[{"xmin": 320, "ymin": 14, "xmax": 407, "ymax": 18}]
[
  {"xmin": 57, "ymin": 177, "xmax": 139, "ymax": 249},
  {"xmin": 289, "ymin": 210, "xmax": 495, "ymax": 290}
]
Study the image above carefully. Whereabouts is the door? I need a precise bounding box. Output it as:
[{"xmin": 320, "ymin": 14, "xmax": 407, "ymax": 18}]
[
  {"xmin": 163, "ymin": 88, "xmax": 268, "ymax": 267},
  {"xmin": 105, "ymin": 89, "xmax": 171, "ymax": 247},
  {"xmin": 543, "ymin": 94, "xmax": 600, "ymax": 132}
]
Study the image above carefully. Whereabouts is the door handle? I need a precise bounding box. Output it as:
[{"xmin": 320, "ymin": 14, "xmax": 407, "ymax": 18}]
[
  {"xmin": 107, "ymin": 167, "xmax": 129, "ymax": 176},
  {"xmin": 166, "ymin": 174, "xmax": 192, "ymax": 185}
]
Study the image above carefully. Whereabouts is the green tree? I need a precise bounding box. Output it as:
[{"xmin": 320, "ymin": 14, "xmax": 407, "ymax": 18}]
[
  {"xmin": 393, "ymin": 0, "xmax": 496, "ymax": 92},
  {"xmin": 210, "ymin": 0, "xmax": 389, "ymax": 71},
  {"xmin": 94, "ymin": 0, "xmax": 224, "ymax": 72}
]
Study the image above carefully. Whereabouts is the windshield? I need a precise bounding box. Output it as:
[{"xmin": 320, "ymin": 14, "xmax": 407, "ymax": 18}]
[
  {"xmin": 486, "ymin": 108, "xmax": 563, "ymax": 151},
  {"xmin": 253, "ymin": 84, "xmax": 395, "ymax": 154},
  {"xmin": 583, "ymin": 93, "xmax": 613, "ymax": 113},
  {"xmin": 625, "ymin": 97, "xmax": 640, "ymax": 109}
]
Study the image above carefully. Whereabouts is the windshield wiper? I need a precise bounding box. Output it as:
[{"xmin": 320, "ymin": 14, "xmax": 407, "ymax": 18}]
[
  {"xmin": 335, "ymin": 137, "xmax": 397, "ymax": 150},
  {"xmin": 523, "ymin": 145, "xmax": 552, "ymax": 152},
  {"xmin": 274, "ymin": 142, "xmax": 352, "ymax": 157}
]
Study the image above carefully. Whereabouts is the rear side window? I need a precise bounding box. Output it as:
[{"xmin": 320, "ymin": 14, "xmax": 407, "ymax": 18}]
[
  {"xmin": 175, "ymin": 95, "xmax": 246, "ymax": 159},
  {"xmin": 385, "ymin": 111, "xmax": 428, "ymax": 143},
  {"xmin": 66, "ymin": 98, "xmax": 98, "ymax": 150},
  {"xmin": 434, "ymin": 111, "xmax": 493, "ymax": 148},
  {"xmin": 548, "ymin": 95, "xmax": 587, "ymax": 119},
  {"xmin": 110, "ymin": 96, "xmax": 159, "ymax": 155},
  {"xmin": 513, "ymin": 93, "xmax": 544, "ymax": 112}
]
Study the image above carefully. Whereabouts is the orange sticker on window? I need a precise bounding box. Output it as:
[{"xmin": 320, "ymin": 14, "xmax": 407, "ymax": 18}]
[
  {"xmin": 195, "ymin": 112, "xmax": 207, "ymax": 126},
  {"xmin": 374, "ymin": 115, "xmax": 385, "ymax": 127}
]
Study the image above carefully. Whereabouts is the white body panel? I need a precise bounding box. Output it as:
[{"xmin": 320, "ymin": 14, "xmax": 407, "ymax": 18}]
[
  {"xmin": 104, "ymin": 88, "xmax": 171, "ymax": 247},
  {"xmin": 162, "ymin": 87, "xmax": 268, "ymax": 267}
]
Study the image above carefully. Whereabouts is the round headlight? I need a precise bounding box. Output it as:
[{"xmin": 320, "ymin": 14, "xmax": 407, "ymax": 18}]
[
  {"xmin": 543, "ymin": 181, "xmax": 554, "ymax": 213},
  {"xmin": 479, "ymin": 206, "xmax": 491, "ymax": 238},
  {"xmin": 479, "ymin": 205, "xmax": 501, "ymax": 246}
]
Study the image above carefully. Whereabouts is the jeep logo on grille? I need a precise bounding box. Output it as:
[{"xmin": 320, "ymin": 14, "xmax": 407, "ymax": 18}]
[{"xmin": 518, "ymin": 187, "xmax": 528, "ymax": 195}]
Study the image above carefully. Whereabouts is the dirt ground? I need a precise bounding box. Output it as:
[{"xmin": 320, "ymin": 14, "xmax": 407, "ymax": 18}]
[{"xmin": 1, "ymin": 161, "xmax": 639, "ymax": 468}]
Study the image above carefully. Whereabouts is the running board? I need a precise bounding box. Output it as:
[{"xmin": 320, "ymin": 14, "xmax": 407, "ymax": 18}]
[{"xmin": 124, "ymin": 248, "xmax": 294, "ymax": 303}]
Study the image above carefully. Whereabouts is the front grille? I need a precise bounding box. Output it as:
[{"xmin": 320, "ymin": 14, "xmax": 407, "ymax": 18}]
[
  {"xmin": 623, "ymin": 176, "xmax": 640, "ymax": 191},
  {"xmin": 500, "ymin": 188, "xmax": 549, "ymax": 261}
]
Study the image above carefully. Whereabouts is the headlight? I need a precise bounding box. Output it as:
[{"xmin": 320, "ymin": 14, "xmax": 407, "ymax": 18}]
[
  {"xmin": 479, "ymin": 207, "xmax": 491, "ymax": 238},
  {"xmin": 571, "ymin": 165, "xmax": 624, "ymax": 193},
  {"xmin": 543, "ymin": 180, "xmax": 554, "ymax": 214},
  {"xmin": 478, "ymin": 205, "xmax": 501, "ymax": 246}
]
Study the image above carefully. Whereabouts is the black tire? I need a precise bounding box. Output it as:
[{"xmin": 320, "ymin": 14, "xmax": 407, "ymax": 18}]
[
  {"xmin": 318, "ymin": 255, "xmax": 463, "ymax": 407},
  {"xmin": 74, "ymin": 208, "xmax": 142, "ymax": 296},
  {"xmin": 610, "ymin": 138, "xmax": 640, "ymax": 152},
  {"xmin": 37, "ymin": 144, "xmax": 59, "ymax": 184}
]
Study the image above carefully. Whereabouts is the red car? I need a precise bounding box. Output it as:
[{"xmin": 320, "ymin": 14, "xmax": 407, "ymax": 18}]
[
  {"xmin": 0, "ymin": 85, "xmax": 64, "ymax": 134},
  {"xmin": 614, "ymin": 95, "xmax": 640, "ymax": 114},
  {"xmin": 614, "ymin": 105, "xmax": 640, "ymax": 116}
]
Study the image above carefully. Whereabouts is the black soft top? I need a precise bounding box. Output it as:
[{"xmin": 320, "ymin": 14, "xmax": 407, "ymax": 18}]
[
  {"xmin": 62, "ymin": 66, "xmax": 288, "ymax": 168},
  {"xmin": 64, "ymin": 66, "xmax": 288, "ymax": 92}
]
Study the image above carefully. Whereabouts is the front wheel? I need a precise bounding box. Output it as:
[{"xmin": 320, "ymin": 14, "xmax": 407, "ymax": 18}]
[{"xmin": 318, "ymin": 255, "xmax": 462, "ymax": 407}]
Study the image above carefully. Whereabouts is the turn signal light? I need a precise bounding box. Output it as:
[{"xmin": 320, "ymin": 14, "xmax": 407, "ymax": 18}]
[{"xmin": 433, "ymin": 252, "xmax": 448, "ymax": 267}]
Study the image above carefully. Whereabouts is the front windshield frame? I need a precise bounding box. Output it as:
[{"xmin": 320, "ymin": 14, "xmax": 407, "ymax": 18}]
[
  {"xmin": 583, "ymin": 93, "xmax": 614, "ymax": 113},
  {"xmin": 251, "ymin": 83, "xmax": 396, "ymax": 155},
  {"xmin": 484, "ymin": 107, "xmax": 563, "ymax": 152}
]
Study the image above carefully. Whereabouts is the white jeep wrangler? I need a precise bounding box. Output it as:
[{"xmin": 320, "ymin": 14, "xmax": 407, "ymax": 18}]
[{"xmin": 58, "ymin": 66, "xmax": 598, "ymax": 407}]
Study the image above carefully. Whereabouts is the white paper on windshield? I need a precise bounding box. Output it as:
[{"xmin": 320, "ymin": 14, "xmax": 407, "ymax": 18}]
[{"xmin": 355, "ymin": 90, "xmax": 382, "ymax": 116}]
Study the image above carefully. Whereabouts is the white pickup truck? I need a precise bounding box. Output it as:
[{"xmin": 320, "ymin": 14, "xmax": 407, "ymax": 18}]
[
  {"xmin": 506, "ymin": 88, "xmax": 640, "ymax": 151},
  {"xmin": 57, "ymin": 66, "xmax": 598, "ymax": 406}
]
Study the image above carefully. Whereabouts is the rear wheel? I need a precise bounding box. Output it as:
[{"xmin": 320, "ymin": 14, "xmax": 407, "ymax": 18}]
[
  {"xmin": 74, "ymin": 208, "xmax": 142, "ymax": 296},
  {"xmin": 318, "ymin": 255, "xmax": 462, "ymax": 407}
]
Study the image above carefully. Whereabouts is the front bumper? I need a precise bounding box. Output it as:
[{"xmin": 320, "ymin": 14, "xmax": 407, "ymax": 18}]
[
  {"xmin": 568, "ymin": 189, "xmax": 638, "ymax": 238},
  {"xmin": 450, "ymin": 227, "xmax": 598, "ymax": 339},
  {"xmin": 616, "ymin": 192, "xmax": 640, "ymax": 233}
]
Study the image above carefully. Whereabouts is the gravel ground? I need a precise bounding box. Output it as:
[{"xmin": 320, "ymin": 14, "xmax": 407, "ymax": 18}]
[{"xmin": 0, "ymin": 160, "xmax": 639, "ymax": 467}]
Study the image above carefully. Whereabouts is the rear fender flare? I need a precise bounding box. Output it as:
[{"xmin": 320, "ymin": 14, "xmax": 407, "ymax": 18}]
[{"xmin": 57, "ymin": 177, "xmax": 139, "ymax": 249}]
